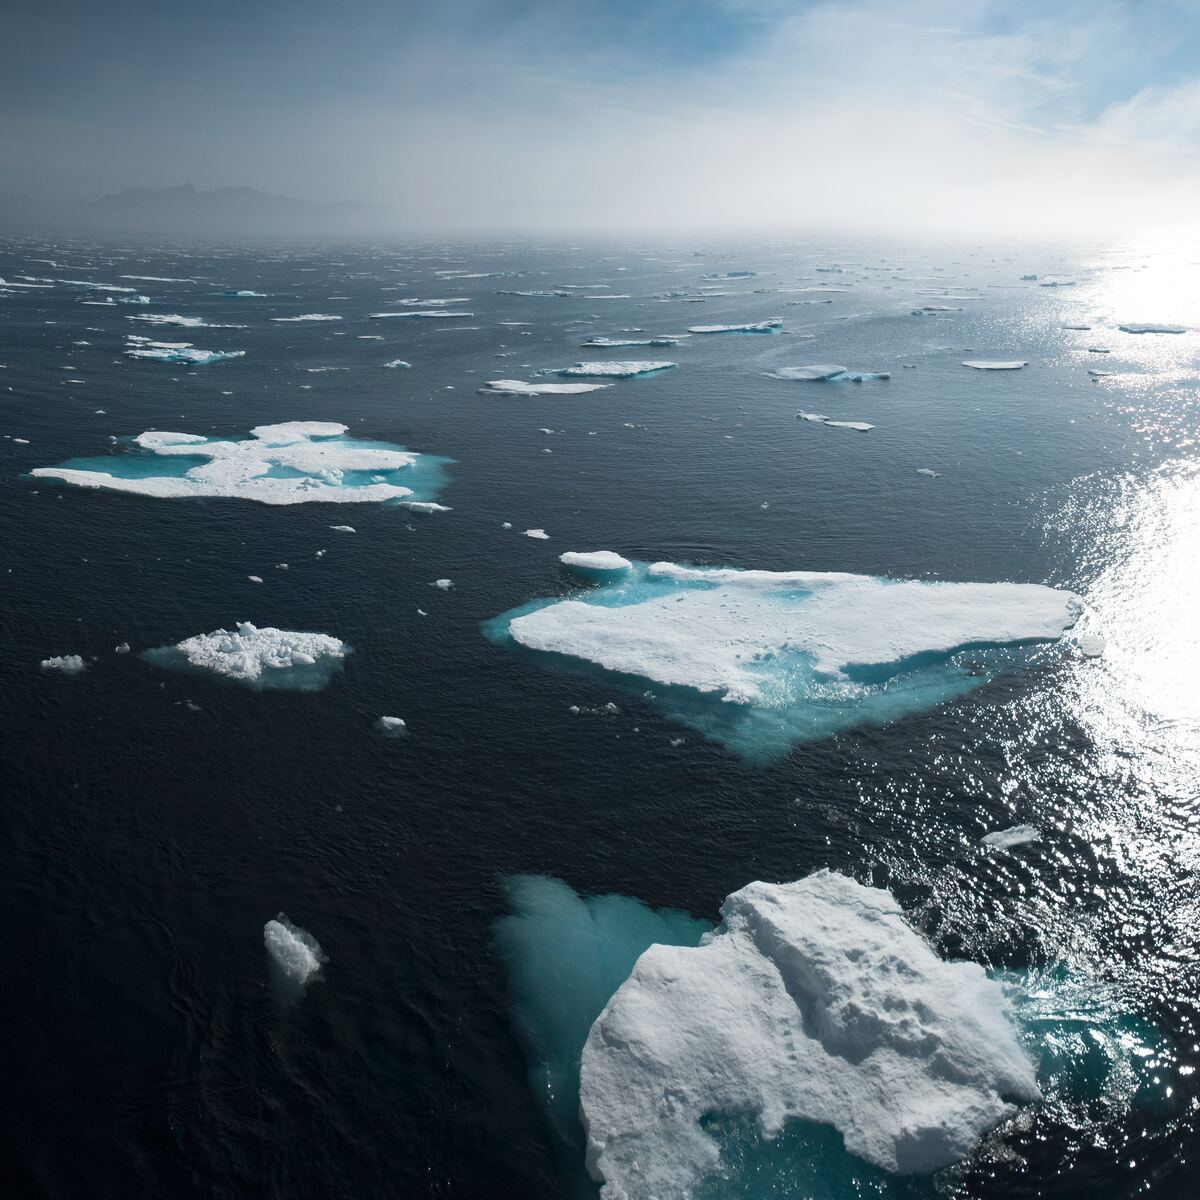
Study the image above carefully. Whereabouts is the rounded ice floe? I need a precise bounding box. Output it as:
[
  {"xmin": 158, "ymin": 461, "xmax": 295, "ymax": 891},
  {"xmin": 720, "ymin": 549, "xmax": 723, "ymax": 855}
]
[
  {"xmin": 580, "ymin": 870, "xmax": 1039, "ymax": 1196},
  {"xmin": 144, "ymin": 623, "xmax": 349, "ymax": 691},
  {"xmin": 962, "ymin": 360, "xmax": 1027, "ymax": 370},
  {"xmin": 981, "ymin": 824, "xmax": 1040, "ymax": 850},
  {"xmin": 31, "ymin": 422, "xmax": 439, "ymax": 507},
  {"xmin": 505, "ymin": 561, "xmax": 1083, "ymax": 702},
  {"xmin": 1118, "ymin": 323, "xmax": 1186, "ymax": 334},
  {"xmin": 687, "ymin": 321, "xmax": 782, "ymax": 334},
  {"xmin": 263, "ymin": 914, "xmax": 325, "ymax": 985},
  {"xmin": 769, "ymin": 364, "xmax": 889, "ymax": 383},
  {"xmin": 432, "ymin": 578, "xmax": 453, "ymax": 590},
  {"xmin": 376, "ymin": 715, "xmax": 407, "ymax": 736},
  {"xmin": 560, "ymin": 551, "xmax": 632, "ymax": 576},
  {"xmin": 480, "ymin": 379, "xmax": 612, "ymax": 396},
  {"xmin": 40, "ymin": 654, "xmax": 87, "ymax": 675},
  {"xmin": 557, "ymin": 361, "xmax": 677, "ymax": 378}
]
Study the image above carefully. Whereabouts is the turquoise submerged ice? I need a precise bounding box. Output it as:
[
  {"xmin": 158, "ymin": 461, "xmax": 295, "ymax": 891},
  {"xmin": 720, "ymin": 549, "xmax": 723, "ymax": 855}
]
[
  {"xmin": 30, "ymin": 421, "xmax": 451, "ymax": 507},
  {"xmin": 497, "ymin": 874, "xmax": 1165, "ymax": 1200},
  {"xmin": 487, "ymin": 559, "xmax": 1083, "ymax": 761}
]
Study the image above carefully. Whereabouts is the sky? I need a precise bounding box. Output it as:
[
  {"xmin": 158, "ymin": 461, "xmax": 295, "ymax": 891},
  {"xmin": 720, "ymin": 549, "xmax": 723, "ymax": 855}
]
[{"xmin": 2, "ymin": 0, "xmax": 1199, "ymax": 237}]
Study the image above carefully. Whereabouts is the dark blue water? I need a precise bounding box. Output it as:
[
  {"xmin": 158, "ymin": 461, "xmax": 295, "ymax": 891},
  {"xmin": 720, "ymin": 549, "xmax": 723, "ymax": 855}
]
[{"xmin": 1, "ymin": 235, "xmax": 1197, "ymax": 1198}]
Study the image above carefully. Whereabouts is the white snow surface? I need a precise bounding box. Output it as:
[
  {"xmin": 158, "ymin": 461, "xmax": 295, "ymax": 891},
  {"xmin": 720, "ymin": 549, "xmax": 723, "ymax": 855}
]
[
  {"xmin": 1118, "ymin": 323, "xmax": 1186, "ymax": 334},
  {"xmin": 560, "ymin": 551, "xmax": 632, "ymax": 573},
  {"xmin": 688, "ymin": 321, "xmax": 782, "ymax": 333},
  {"xmin": 507, "ymin": 562, "xmax": 1082, "ymax": 701},
  {"xmin": 962, "ymin": 360, "xmax": 1027, "ymax": 370},
  {"xmin": 263, "ymin": 915, "xmax": 325, "ymax": 985},
  {"xmin": 32, "ymin": 422, "xmax": 422, "ymax": 506},
  {"xmin": 481, "ymin": 379, "xmax": 611, "ymax": 396},
  {"xmin": 160, "ymin": 622, "xmax": 348, "ymax": 685},
  {"xmin": 40, "ymin": 654, "xmax": 87, "ymax": 674},
  {"xmin": 558, "ymin": 361, "xmax": 676, "ymax": 377},
  {"xmin": 580, "ymin": 871, "xmax": 1039, "ymax": 1196}
]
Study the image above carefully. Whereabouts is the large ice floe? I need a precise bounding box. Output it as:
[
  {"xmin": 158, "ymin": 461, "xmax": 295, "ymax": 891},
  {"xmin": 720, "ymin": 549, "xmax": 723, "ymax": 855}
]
[
  {"xmin": 481, "ymin": 379, "xmax": 612, "ymax": 396},
  {"xmin": 581, "ymin": 871, "xmax": 1038, "ymax": 1193},
  {"xmin": 497, "ymin": 873, "xmax": 1165, "ymax": 1200},
  {"xmin": 124, "ymin": 335, "xmax": 245, "ymax": 365},
  {"xmin": 768, "ymin": 364, "xmax": 890, "ymax": 382},
  {"xmin": 688, "ymin": 321, "xmax": 782, "ymax": 334},
  {"xmin": 30, "ymin": 421, "xmax": 450, "ymax": 507},
  {"xmin": 264, "ymin": 914, "xmax": 325, "ymax": 987},
  {"xmin": 144, "ymin": 622, "xmax": 349, "ymax": 691},
  {"xmin": 558, "ymin": 361, "xmax": 677, "ymax": 378},
  {"xmin": 486, "ymin": 558, "xmax": 1083, "ymax": 760}
]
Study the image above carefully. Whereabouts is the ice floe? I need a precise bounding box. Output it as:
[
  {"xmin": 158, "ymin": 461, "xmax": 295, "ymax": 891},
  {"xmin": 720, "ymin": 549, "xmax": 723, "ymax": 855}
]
[
  {"xmin": 581, "ymin": 336, "xmax": 683, "ymax": 348},
  {"xmin": 688, "ymin": 321, "xmax": 782, "ymax": 334},
  {"xmin": 580, "ymin": 871, "xmax": 1039, "ymax": 1194},
  {"xmin": 32, "ymin": 422, "xmax": 448, "ymax": 507},
  {"xmin": 1118, "ymin": 323, "xmax": 1187, "ymax": 335},
  {"xmin": 40, "ymin": 654, "xmax": 87, "ymax": 675},
  {"xmin": 558, "ymin": 361, "xmax": 676, "ymax": 378},
  {"xmin": 560, "ymin": 551, "xmax": 632, "ymax": 575},
  {"xmin": 124, "ymin": 335, "xmax": 245, "ymax": 365},
  {"xmin": 264, "ymin": 915, "xmax": 325, "ymax": 985},
  {"xmin": 525, "ymin": 528, "xmax": 549, "ymax": 539},
  {"xmin": 384, "ymin": 359, "xmax": 412, "ymax": 369},
  {"xmin": 127, "ymin": 314, "xmax": 245, "ymax": 329},
  {"xmin": 144, "ymin": 622, "xmax": 349, "ymax": 691},
  {"xmin": 981, "ymin": 824, "xmax": 1041, "ymax": 850},
  {"xmin": 369, "ymin": 310, "xmax": 474, "ymax": 319},
  {"xmin": 962, "ymin": 360, "xmax": 1027, "ymax": 370},
  {"xmin": 769, "ymin": 365, "xmax": 890, "ymax": 382},
  {"xmin": 270, "ymin": 313, "xmax": 342, "ymax": 322},
  {"xmin": 797, "ymin": 411, "xmax": 874, "ymax": 431},
  {"xmin": 481, "ymin": 379, "xmax": 611, "ymax": 396},
  {"xmin": 488, "ymin": 559, "xmax": 1082, "ymax": 759},
  {"xmin": 376, "ymin": 715, "xmax": 408, "ymax": 736}
]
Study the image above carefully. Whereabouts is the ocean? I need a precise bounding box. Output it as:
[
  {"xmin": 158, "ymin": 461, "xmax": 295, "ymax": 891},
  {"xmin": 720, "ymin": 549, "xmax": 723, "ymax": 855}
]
[{"xmin": 1, "ymin": 235, "xmax": 1197, "ymax": 1198}]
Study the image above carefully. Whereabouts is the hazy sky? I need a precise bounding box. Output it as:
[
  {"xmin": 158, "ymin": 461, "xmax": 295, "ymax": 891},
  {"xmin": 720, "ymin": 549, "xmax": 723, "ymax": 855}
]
[{"xmin": 3, "ymin": 0, "xmax": 1199, "ymax": 236}]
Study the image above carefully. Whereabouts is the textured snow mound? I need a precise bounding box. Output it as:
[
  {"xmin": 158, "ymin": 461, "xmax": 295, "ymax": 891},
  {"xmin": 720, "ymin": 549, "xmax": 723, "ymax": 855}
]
[{"xmin": 581, "ymin": 871, "xmax": 1039, "ymax": 1196}]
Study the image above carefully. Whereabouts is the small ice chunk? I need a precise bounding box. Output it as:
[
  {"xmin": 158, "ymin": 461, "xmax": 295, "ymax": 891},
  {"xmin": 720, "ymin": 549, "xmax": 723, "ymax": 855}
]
[
  {"xmin": 433, "ymin": 578, "xmax": 454, "ymax": 589},
  {"xmin": 917, "ymin": 468, "xmax": 940, "ymax": 477},
  {"xmin": 962, "ymin": 360, "xmax": 1027, "ymax": 370},
  {"xmin": 525, "ymin": 528, "xmax": 550, "ymax": 539},
  {"xmin": 481, "ymin": 379, "xmax": 612, "ymax": 396},
  {"xmin": 40, "ymin": 654, "xmax": 87, "ymax": 674},
  {"xmin": 981, "ymin": 824, "xmax": 1041, "ymax": 850},
  {"xmin": 561, "ymin": 551, "xmax": 632, "ymax": 574},
  {"xmin": 248, "ymin": 575, "xmax": 263, "ymax": 583},
  {"xmin": 329, "ymin": 525, "xmax": 356, "ymax": 533},
  {"xmin": 114, "ymin": 642, "xmax": 131, "ymax": 654},
  {"xmin": 263, "ymin": 914, "xmax": 325, "ymax": 985},
  {"xmin": 384, "ymin": 359, "xmax": 412, "ymax": 368},
  {"xmin": 376, "ymin": 715, "xmax": 408, "ymax": 735}
]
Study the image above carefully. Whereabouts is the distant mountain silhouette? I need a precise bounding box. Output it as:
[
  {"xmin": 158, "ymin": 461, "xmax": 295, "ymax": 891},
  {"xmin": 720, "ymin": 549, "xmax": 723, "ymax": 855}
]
[{"xmin": 0, "ymin": 184, "xmax": 391, "ymax": 237}]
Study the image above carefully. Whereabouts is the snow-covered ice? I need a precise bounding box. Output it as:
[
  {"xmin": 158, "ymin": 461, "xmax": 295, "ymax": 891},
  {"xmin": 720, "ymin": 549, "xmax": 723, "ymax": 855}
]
[
  {"xmin": 264, "ymin": 915, "xmax": 325, "ymax": 985},
  {"xmin": 525, "ymin": 528, "xmax": 549, "ymax": 539},
  {"xmin": 560, "ymin": 551, "xmax": 632, "ymax": 575},
  {"xmin": 769, "ymin": 365, "xmax": 890, "ymax": 382},
  {"xmin": 580, "ymin": 871, "xmax": 1039, "ymax": 1194},
  {"xmin": 127, "ymin": 314, "xmax": 246, "ymax": 329},
  {"xmin": 40, "ymin": 654, "xmax": 87, "ymax": 675},
  {"xmin": 981, "ymin": 824, "xmax": 1041, "ymax": 850},
  {"xmin": 797, "ymin": 411, "xmax": 874, "ymax": 431},
  {"xmin": 270, "ymin": 313, "xmax": 342, "ymax": 322},
  {"xmin": 145, "ymin": 622, "xmax": 350, "ymax": 691},
  {"xmin": 124, "ymin": 335, "xmax": 244, "ymax": 365},
  {"xmin": 558, "ymin": 361, "xmax": 677, "ymax": 378},
  {"xmin": 481, "ymin": 379, "xmax": 611, "ymax": 396},
  {"xmin": 32, "ymin": 422, "xmax": 447, "ymax": 507},
  {"xmin": 376, "ymin": 715, "xmax": 408, "ymax": 736},
  {"xmin": 962, "ymin": 360, "xmax": 1027, "ymax": 370},
  {"xmin": 688, "ymin": 321, "xmax": 782, "ymax": 334},
  {"xmin": 582, "ymin": 336, "xmax": 683, "ymax": 347}
]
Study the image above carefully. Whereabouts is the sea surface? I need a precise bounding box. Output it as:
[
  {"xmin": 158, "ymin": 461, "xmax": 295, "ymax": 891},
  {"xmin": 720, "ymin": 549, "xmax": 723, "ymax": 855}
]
[{"xmin": 1, "ymin": 234, "xmax": 1198, "ymax": 1198}]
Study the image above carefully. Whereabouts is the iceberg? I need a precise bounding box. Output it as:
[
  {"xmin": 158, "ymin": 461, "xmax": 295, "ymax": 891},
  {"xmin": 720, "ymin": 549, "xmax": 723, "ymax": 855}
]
[
  {"xmin": 124, "ymin": 335, "xmax": 245, "ymax": 365},
  {"xmin": 31, "ymin": 422, "xmax": 449, "ymax": 507},
  {"xmin": 558, "ymin": 361, "xmax": 676, "ymax": 378},
  {"xmin": 769, "ymin": 365, "xmax": 890, "ymax": 382},
  {"xmin": 264, "ymin": 915, "xmax": 325, "ymax": 986},
  {"xmin": 1118, "ymin": 323, "xmax": 1187, "ymax": 334},
  {"xmin": 40, "ymin": 654, "xmax": 87, "ymax": 675},
  {"xmin": 962, "ymin": 360, "xmax": 1027, "ymax": 370},
  {"xmin": 270, "ymin": 313, "xmax": 342, "ymax": 322},
  {"xmin": 486, "ymin": 558, "xmax": 1082, "ymax": 759},
  {"xmin": 144, "ymin": 622, "xmax": 349, "ymax": 691},
  {"xmin": 688, "ymin": 321, "xmax": 782, "ymax": 334},
  {"xmin": 581, "ymin": 871, "xmax": 1039, "ymax": 1196},
  {"xmin": 481, "ymin": 379, "xmax": 611, "ymax": 396}
]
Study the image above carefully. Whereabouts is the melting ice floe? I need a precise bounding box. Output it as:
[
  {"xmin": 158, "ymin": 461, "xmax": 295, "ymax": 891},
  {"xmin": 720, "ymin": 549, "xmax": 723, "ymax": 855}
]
[
  {"xmin": 376, "ymin": 715, "xmax": 407, "ymax": 736},
  {"xmin": 487, "ymin": 558, "xmax": 1083, "ymax": 759},
  {"xmin": 558, "ymin": 361, "xmax": 677, "ymax": 378},
  {"xmin": 40, "ymin": 654, "xmax": 87, "ymax": 675},
  {"xmin": 962, "ymin": 360, "xmax": 1027, "ymax": 371},
  {"xmin": 144, "ymin": 622, "xmax": 349, "ymax": 691},
  {"xmin": 797, "ymin": 411, "xmax": 874, "ymax": 431},
  {"xmin": 982, "ymin": 824, "xmax": 1041, "ymax": 850},
  {"xmin": 497, "ymin": 874, "xmax": 1161, "ymax": 1199},
  {"xmin": 369, "ymin": 310, "xmax": 474, "ymax": 319},
  {"xmin": 127, "ymin": 314, "xmax": 246, "ymax": 329},
  {"xmin": 124, "ymin": 335, "xmax": 244, "ymax": 365},
  {"xmin": 270, "ymin": 313, "xmax": 342, "ymax": 322},
  {"xmin": 582, "ymin": 336, "xmax": 683, "ymax": 347},
  {"xmin": 581, "ymin": 871, "xmax": 1038, "ymax": 1193},
  {"xmin": 264, "ymin": 915, "xmax": 325, "ymax": 986},
  {"xmin": 31, "ymin": 422, "xmax": 450, "ymax": 507},
  {"xmin": 1118, "ymin": 323, "xmax": 1187, "ymax": 335},
  {"xmin": 688, "ymin": 321, "xmax": 782, "ymax": 334},
  {"xmin": 481, "ymin": 379, "xmax": 611, "ymax": 396},
  {"xmin": 560, "ymin": 551, "xmax": 632, "ymax": 576},
  {"xmin": 384, "ymin": 359, "xmax": 412, "ymax": 369},
  {"xmin": 768, "ymin": 364, "xmax": 890, "ymax": 382}
]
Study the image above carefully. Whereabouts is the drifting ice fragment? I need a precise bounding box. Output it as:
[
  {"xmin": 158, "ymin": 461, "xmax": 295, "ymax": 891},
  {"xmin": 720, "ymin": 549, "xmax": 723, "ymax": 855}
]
[
  {"xmin": 962, "ymin": 360, "xmax": 1027, "ymax": 370},
  {"xmin": 769, "ymin": 365, "xmax": 890, "ymax": 382},
  {"xmin": 1118, "ymin": 323, "xmax": 1186, "ymax": 335},
  {"xmin": 558, "ymin": 361, "xmax": 677, "ymax": 378},
  {"xmin": 124, "ymin": 335, "xmax": 244, "ymax": 365},
  {"xmin": 264, "ymin": 915, "xmax": 325, "ymax": 986},
  {"xmin": 40, "ymin": 654, "xmax": 87, "ymax": 674},
  {"xmin": 981, "ymin": 824, "xmax": 1041, "ymax": 850},
  {"xmin": 688, "ymin": 321, "xmax": 782, "ymax": 334},
  {"xmin": 481, "ymin": 379, "xmax": 611, "ymax": 396},
  {"xmin": 376, "ymin": 715, "xmax": 408, "ymax": 736},
  {"xmin": 270, "ymin": 313, "xmax": 342, "ymax": 322},
  {"xmin": 560, "ymin": 551, "xmax": 632, "ymax": 575}
]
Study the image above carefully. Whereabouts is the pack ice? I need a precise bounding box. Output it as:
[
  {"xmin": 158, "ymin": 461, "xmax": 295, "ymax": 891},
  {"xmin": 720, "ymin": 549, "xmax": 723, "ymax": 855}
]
[
  {"xmin": 144, "ymin": 622, "xmax": 349, "ymax": 691},
  {"xmin": 489, "ymin": 558, "xmax": 1083, "ymax": 759},
  {"xmin": 31, "ymin": 422, "xmax": 448, "ymax": 507},
  {"xmin": 580, "ymin": 871, "xmax": 1039, "ymax": 1196}
]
